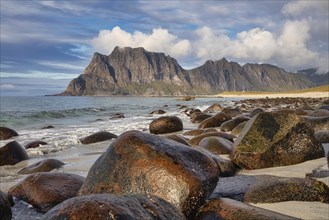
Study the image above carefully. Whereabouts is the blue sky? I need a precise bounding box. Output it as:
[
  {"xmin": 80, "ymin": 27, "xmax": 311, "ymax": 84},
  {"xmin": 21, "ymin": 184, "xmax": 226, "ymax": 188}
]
[{"xmin": 1, "ymin": 0, "xmax": 328, "ymax": 96}]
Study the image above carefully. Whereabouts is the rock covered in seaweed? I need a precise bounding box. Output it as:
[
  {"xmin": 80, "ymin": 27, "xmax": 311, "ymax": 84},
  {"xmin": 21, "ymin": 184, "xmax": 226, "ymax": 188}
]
[{"xmin": 231, "ymin": 112, "xmax": 324, "ymax": 169}]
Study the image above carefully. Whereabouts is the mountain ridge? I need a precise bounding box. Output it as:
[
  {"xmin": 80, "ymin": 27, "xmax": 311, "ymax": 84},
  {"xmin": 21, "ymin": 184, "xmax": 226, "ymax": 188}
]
[{"xmin": 59, "ymin": 46, "xmax": 324, "ymax": 96}]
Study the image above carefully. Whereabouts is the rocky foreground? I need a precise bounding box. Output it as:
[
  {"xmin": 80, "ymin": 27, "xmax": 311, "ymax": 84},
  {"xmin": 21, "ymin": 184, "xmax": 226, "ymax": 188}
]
[{"xmin": 1, "ymin": 97, "xmax": 329, "ymax": 219}]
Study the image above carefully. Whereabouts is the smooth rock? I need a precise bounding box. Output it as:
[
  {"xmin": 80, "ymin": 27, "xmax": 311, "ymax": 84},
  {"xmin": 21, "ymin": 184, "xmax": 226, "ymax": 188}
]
[
  {"xmin": 183, "ymin": 128, "xmax": 217, "ymax": 137},
  {"xmin": 198, "ymin": 112, "xmax": 231, "ymax": 129},
  {"xmin": 220, "ymin": 115, "xmax": 250, "ymax": 132},
  {"xmin": 198, "ymin": 136, "xmax": 233, "ymax": 155},
  {"xmin": 0, "ymin": 190, "xmax": 12, "ymax": 220},
  {"xmin": 79, "ymin": 131, "xmax": 117, "ymax": 144},
  {"xmin": 195, "ymin": 198, "xmax": 297, "ymax": 220},
  {"xmin": 43, "ymin": 194, "xmax": 186, "ymax": 220},
  {"xmin": 18, "ymin": 159, "xmax": 65, "ymax": 174},
  {"xmin": 188, "ymin": 131, "xmax": 236, "ymax": 146},
  {"xmin": 110, "ymin": 112, "xmax": 125, "ymax": 119},
  {"xmin": 149, "ymin": 116, "xmax": 183, "ymax": 134},
  {"xmin": 248, "ymin": 108, "xmax": 264, "ymax": 118},
  {"xmin": 0, "ymin": 141, "xmax": 29, "ymax": 166},
  {"xmin": 231, "ymin": 121, "xmax": 248, "ymax": 136},
  {"xmin": 0, "ymin": 127, "xmax": 18, "ymax": 140},
  {"xmin": 221, "ymin": 107, "xmax": 243, "ymax": 117},
  {"xmin": 204, "ymin": 103, "xmax": 222, "ymax": 113},
  {"xmin": 244, "ymin": 176, "xmax": 329, "ymax": 204},
  {"xmin": 78, "ymin": 130, "xmax": 219, "ymax": 218},
  {"xmin": 166, "ymin": 134, "xmax": 190, "ymax": 146},
  {"xmin": 150, "ymin": 109, "xmax": 167, "ymax": 114},
  {"xmin": 231, "ymin": 112, "xmax": 324, "ymax": 169},
  {"xmin": 210, "ymin": 175, "xmax": 329, "ymax": 204},
  {"xmin": 24, "ymin": 140, "xmax": 48, "ymax": 149},
  {"xmin": 8, "ymin": 172, "xmax": 85, "ymax": 213},
  {"xmin": 191, "ymin": 113, "xmax": 212, "ymax": 123},
  {"xmin": 319, "ymin": 105, "xmax": 329, "ymax": 111}
]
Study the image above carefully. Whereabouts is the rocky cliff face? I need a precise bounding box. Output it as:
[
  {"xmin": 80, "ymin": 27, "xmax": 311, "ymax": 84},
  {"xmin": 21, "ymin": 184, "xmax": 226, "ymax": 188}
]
[{"xmin": 60, "ymin": 46, "xmax": 315, "ymax": 96}]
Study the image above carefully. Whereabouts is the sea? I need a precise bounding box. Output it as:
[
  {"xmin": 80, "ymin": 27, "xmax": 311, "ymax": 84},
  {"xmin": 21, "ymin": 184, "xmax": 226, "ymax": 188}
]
[{"xmin": 0, "ymin": 96, "xmax": 241, "ymax": 194}]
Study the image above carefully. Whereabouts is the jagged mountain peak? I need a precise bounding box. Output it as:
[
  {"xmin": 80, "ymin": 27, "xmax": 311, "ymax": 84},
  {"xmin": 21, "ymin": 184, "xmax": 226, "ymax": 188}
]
[{"xmin": 59, "ymin": 46, "xmax": 316, "ymax": 96}]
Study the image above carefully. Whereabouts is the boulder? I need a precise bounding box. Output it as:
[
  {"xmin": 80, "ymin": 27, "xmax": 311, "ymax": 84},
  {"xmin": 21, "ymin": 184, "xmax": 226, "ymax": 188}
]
[
  {"xmin": 231, "ymin": 121, "xmax": 247, "ymax": 136},
  {"xmin": 150, "ymin": 109, "xmax": 167, "ymax": 114},
  {"xmin": 0, "ymin": 141, "xmax": 29, "ymax": 166},
  {"xmin": 195, "ymin": 198, "xmax": 297, "ymax": 220},
  {"xmin": 244, "ymin": 176, "xmax": 329, "ymax": 203},
  {"xmin": 231, "ymin": 112, "xmax": 324, "ymax": 169},
  {"xmin": 198, "ymin": 112, "xmax": 231, "ymax": 129},
  {"xmin": 221, "ymin": 107, "xmax": 243, "ymax": 117},
  {"xmin": 166, "ymin": 134, "xmax": 190, "ymax": 146},
  {"xmin": 210, "ymin": 175, "xmax": 329, "ymax": 204},
  {"xmin": 183, "ymin": 128, "xmax": 217, "ymax": 137},
  {"xmin": 43, "ymin": 194, "xmax": 185, "ymax": 220},
  {"xmin": 188, "ymin": 131, "xmax": 236, "ymax": 146},
  {"xmin": 24, "ymin": 140, "xmax": 48, "ymax": 149},
  {"xmin": 8, "ymin": 172, "xmax": 85, "ymax": 213},
  {"xmin": 18, "ymin": 159, "xmax": 65, "ymax": 174},
  {"xmin": 220, "ymin": 115, "xmax": 250, "ymax": 132},
  {"xmin": 198, "ymin": 136, "xmax": 233, "ymax": 155},
  {"xmin": 110, "ymin": 113, "xmax": 125, "ymax": 119},
  {"xmin": 149, "ymin": 116, "xmax": 183, "ymax": 134},
  {"xmin": 0, "ymin": 190, "xmax": 12, "ymax": 220},
  {"xmin": 0, "ymin": 127, "xmax": 18, "ymax": 140},
  {"xmin": 78, "ymin": 130, "xmax": 219, "ymax": 218},
  {"xmin": 191, "ymin": 113, "xmax": 212, "ymax": 123},
  {"xmin": 204, "ymin": 103, "xmax": 222, "ymax": 113},
  {"xmin": 79, "ymin": 131, "xmax": 117, "ymax": 144}
]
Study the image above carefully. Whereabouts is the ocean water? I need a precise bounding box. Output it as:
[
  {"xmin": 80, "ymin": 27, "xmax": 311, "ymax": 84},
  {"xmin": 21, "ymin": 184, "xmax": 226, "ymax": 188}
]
[
  {"xmin": 0, "ymin": 96, "xmax": 240, "ymax": 184},
  {"xmin": 0, "ymin": 96, "xmax": 241, "ymax": 154}
]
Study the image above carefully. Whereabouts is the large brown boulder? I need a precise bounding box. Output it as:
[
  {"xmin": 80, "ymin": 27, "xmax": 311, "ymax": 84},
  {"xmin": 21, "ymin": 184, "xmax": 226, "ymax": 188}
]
[
  {"xmin": 195, "ymin": 198, "xmax": 297, "ymax": 220},
  {"xmin": 0, "ymin": 190, "xmax": 12, "ymax": 220},
  {"xmin": 231, "ymin": 112, "xmax": 324, "ymax": 169},
  {"xmin": 0, "ymin": 127, "xmax": 18, "ymax": 140},
  {"xmin": 18, "ymin": 159, "xmax": 65, "ymax": 174},
  {"xmin": 198, "ymin": 112, "xmax": 231, "ymax": 129},
  {"xmin": 149, "ymin": 116, "xmax": 183, "ymax": 134},
  {"xmin": 220, "ymin": 115, "xmax": 250, "ymax": 132},
  {"xmin": 78, "ymin": 130, "xmax": 219, "ymax": 218},
  {"xmin": 221, "ymin": 107, "xmax": 243, "ymax": 117},
  {"xmin": 8, "ymin": 172, "xmax": 85, "ymax": 212},
  {"xmin": 183, "ymin": 128, "xmax": 217, "ymax": 136},
  {"xmin": 43, "ymin": 194, "xmax": 185, "ymax": 220},
  {"xmin": 79, "ymin": 131, "xmax": 117, "ymax": 144},
  {"xmin": 231, "ymin": 121, "xmax": 248, "ymax": 136},
  {"xmin": 0, "ymin": 141, "xmax": 29, "ymax": 166}
]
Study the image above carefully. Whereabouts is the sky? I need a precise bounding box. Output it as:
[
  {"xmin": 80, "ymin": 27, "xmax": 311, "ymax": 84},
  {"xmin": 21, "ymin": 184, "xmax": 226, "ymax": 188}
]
[{"xmin": 0, "ymin": 0, "xmax": 328, "ymax": 96}]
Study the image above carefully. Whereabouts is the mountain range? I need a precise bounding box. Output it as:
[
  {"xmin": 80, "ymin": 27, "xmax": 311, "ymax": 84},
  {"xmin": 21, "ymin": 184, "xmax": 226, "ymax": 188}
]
[{"xmin": 59, "ymin": 46, "xmax": 328, "ymax": 96}]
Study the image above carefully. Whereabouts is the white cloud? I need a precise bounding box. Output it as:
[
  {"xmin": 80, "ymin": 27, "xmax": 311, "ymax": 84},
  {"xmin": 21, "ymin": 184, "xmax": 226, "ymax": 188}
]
[
  {"xmin": 193, "ymin": 21, "xmax": 328, "ymax": 73},
  {"xmin": 91, "ymin": 26, "xmax": 191, "ymax": 58},
  {"xmin": 281, "ymin": 1, "xmax": 328, "ymax": 17}
]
